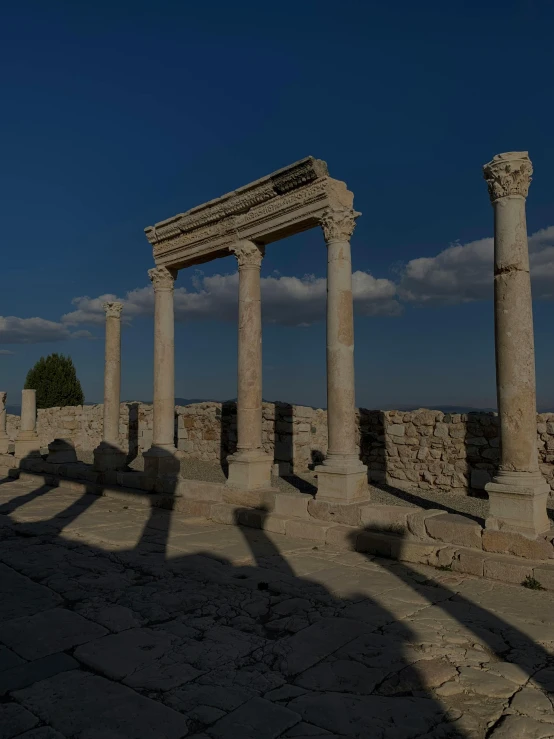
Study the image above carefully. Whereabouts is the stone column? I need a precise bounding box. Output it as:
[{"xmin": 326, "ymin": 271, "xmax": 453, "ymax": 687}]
[
  {"xmin": 143, "ymin": 265, "xmax": 180, "ymax": 478},
  {"xmin": 15, "ymin": 389, "xmax": 40, "ymax": 458},
  {"xmin": 226, "ymin": 241, "xmax": 272, "ymax": 489},
  {"xmin": 0, "ymin": 392, "xmax": 9, "ymax": 454},
  {"xmin": 94, "ymin": 301, "xmax": 126, "ymax": 471},
  {"xmin": 483, "ymin": 151, "xmax": 549, "ymax": 536},
  {"xmin": 315, "ymin": 207, "xmax": 368, "ymax": 503}
]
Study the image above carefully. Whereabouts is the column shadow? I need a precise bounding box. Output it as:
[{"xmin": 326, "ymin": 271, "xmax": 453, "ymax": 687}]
[{"xmin": 273, "ymin": 402, "xmax": 318, "ymax": 495}]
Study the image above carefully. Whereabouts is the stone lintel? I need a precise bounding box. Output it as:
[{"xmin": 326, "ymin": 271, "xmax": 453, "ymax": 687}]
[{"xmin": 145, "ymin": 157, "xmax": 355, "ymax": 269}]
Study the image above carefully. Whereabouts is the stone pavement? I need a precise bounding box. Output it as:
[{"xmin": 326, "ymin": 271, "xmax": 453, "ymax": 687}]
[{"xmin": 1, "ymin": 477, "xmax": 554, "ymax": 739}]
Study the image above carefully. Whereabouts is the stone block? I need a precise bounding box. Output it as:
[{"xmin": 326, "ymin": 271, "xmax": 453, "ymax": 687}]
[
  {"xmin": 406, "ymin": 509, "xmax": 444, "ymax": 539},
  {"xmin": 483, "ymin": 555, "xmax": 534, "ymax": 584},
  {"xmin": 209, "ymin": 697, "xmax": 301, "ymax": 739},
  {"xmin": 388, "ymin": 424, "xmax": 405, "ymax": 437},
  {"xmin": 532, "ymin": 566, "xmax": 554, "ymax": 590},
  {"xmin": 355, "ymin": 531, "xmax": 395, "ymax": 557},
  {"xmin": 0, "ymin": 653, "xmax": 78, "ymax": 697},
  {"xmin": 451, "ymin": 549, "xmax": 486, "ymax": 577},
  {"xmin": 274, "ymin": 492, "xmax": 310, "ymax": 519},
  {"xmin": 325, "ymin": 524, "xmax": 358, "ymax": 549},
  {"xmin": 285, "ymin": 518, "xmax": 332, "ymax": 542},
  {"xmin": 227, "ymin": 452, "xmax": 273, "ymax": 490},
  {"xmin": 482, "ymin": 529, "xmax": 553, "ymax": 560},
  {"xmin": 359, "ymin": 504, "xmax": 414, "ymax": 534},
  {"xmin": 307, "ymin": 499, "xmax": 362, "ymax": 526},
  {"xmin": 315, "ymin": 464, "xmax": 369, "ymax": 504},
  {"xmin": 395, "ymin": 540, "xmax": 440, "ymax": 564},
  {"xmin": 425, "ymin": 513, "xmax": 483, "ymax": 549}
]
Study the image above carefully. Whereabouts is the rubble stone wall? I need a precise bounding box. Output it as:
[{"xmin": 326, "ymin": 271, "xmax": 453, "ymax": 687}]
[{"xmin": 6, "ymin": 402, "xmax": 554, "ymax": 493}]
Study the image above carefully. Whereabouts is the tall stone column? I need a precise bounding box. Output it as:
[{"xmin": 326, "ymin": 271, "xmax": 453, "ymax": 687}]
[
  {"xmin": 94, "ymin": 301, "xmax": 126, "ymax": 471},
  {"xmin": 143, "ymin": 265, "xmax": 180, "ymax": 478},
  {"xmin": 0, "ymin": 392, "xmax": 9, "ymax": 454},
  {"xmin": 315, "ymin": 206, "xmax": 368, "ymax": 503},
  {"xmin": 15, "ymin": 389, "xmax": 40, "ymax": 458},
  {"xmin": 226, "ymin": 241, "xmax": 272, "ymax": 489},
  {"xmin": 483, "ymin": 151, "xmax": 549, "ymax": 536}
]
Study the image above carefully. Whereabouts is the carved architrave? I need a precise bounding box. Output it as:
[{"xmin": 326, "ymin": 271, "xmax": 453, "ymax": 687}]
[
  {"xmin": 145, "ymin": 156, "xmax": 358, "ymax": 268},
  {"xmin": 103, "ymin": 302, "xmax": 123, "ymax": 319},
  {"xmin": 320, "ymin": 207, "xmax": 360, "ymax": 243},
  {"xmin": 148, "ymin": 266, "xmax": 177, "ymax": 291},
  {"xmin": 483, "ymin": 152, "xmax": 533, "ymax": 202},
  {"xmin": 231, "ymin": 241, "xmax": 265, "ymax": 269}
]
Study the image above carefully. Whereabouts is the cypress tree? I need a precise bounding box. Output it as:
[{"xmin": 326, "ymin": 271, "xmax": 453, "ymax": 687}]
[{"xmin": 24, "ymin": 353, "xmax": 84, "ymax": 409}]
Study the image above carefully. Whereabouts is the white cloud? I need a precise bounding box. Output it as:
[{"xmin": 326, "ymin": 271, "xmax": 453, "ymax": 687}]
[
  {"xmin": 0, "ymin": 349, "xmax": 15, "ymax": 355},
  {"xmin": 65, "ymin": 270, "xmax": 402, "ymax": 328},
  {"xmin": 397, "ymin": 226, "xmax": 554, "ymax": 304},
  {"xmin": 0, "ymin": 316, "xmax": 93, "ymax": 345}
]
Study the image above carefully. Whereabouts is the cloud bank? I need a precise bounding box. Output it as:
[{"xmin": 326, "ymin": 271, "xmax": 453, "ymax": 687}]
[{"xmin": 3, "ymin": 226, "xmax": 554, "ymax": 345}]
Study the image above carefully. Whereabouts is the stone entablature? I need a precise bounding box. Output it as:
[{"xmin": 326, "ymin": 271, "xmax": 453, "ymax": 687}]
[
  {"xmin": 144, "ymin": 157, "xmax": 355, "ymax": 270},
  {"xmin": 6, "ymin": 402, "xmax": 554, "ymax": 494}
]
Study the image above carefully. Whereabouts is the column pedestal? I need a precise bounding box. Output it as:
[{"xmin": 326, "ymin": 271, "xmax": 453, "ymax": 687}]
[
  {"xmin": 15, "ymin": 389, "xmax": 40, "ymax": 458},
  {"xmin": 226, "ymin": 241, "xmax": 272, "ymax": 491},
  {"xmin": 482, "ymin": 151, "xmax": 549, "ymax": 536},
  {"xmin": 315, "ymin": 206, "xmax": 369, "ymax": 503}
]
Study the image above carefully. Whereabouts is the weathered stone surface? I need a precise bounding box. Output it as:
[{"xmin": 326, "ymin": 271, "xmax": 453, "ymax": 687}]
[
  {"xmin": 0, "ymin": 703, "xmax": 39, "ymax": 739},
  {"xmin": 482, "ymin": 529, "xmax": 553, "ymax": 560},
  {"xmin": 0, "ymin": 652, "xmax": 78, "ymax": 696},
  {"xmin": 0, "ymin": 564, "xmax": 62, "ymax": 622},
  {"xmin": 1, "ymin": 608, "xmax": 108, "ymax": 659},
  {"xmin": 425, "ymin": 513, "xmax": 483, "ymax": 549},
  {"xmin": 489, "ymin": 715, "xmax": 554, "ymax": 738},
  {"xmin": 13, "ymin": 670, "xmax": 189, "ymax": 738},
  {"xmin": 209, "ymin": 697, "xmax": 301, "ymax": 739}
]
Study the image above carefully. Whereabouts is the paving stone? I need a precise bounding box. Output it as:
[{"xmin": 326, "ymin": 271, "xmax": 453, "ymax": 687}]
[
  {"xmin": 295, "ymin": 659, "xmax": 384, "ymax": 693},
  {"xmin": 288, "ymin": 692, "xmax": 448, "ymax": 738},
  {"xmin": 209, "ymin": 696, "xmax": 301, "ymax": 739},
  {"xmin": 0, "ymin": 703, "xmax": 39, "ymax": 739},
  {"xmin": 489, "ymin": 714, "xmax": 554, "ymax": 738},
  {"xmin": 0, "ymin": 645, "xmax": 26, "ymax": 672},
  {"xmin": 458, "ymin": 667, "xmax": 518, "ymax": 698},
  {"xmin": 15, "ymin": 730, "xmax": 66, "ymax": 739},
  {"xmin": 276, "ymin": 618, "xmax": 371, "ymax": 676},
  {"xmin": 1, "ymin": 608, "xmax": 108, "ymax": 660},
  {"xmin": 0, "ymin": 564, "xmax": 62, "ymax": 622},
  {"xmin": 13, "ymin": 669, "xmax": 189, "ymax": 738},
  {"xmin": 510, "ymin": 687, "xmax": 554, "ymax": 722},
  {"xmin": 284, "ymin": 723, "xmax": 334, "ymax": 736},
  {"xmin": 189, "ymin": 704, "xmax": 226, "ymax": 724},
  {"xmin": 165, "ymin": 683, "xmax": 254, "ymax": 713},
  {"xmin": 378, "ymin": 658, "xmax": 458, "ymax": 694},
  {"xmin": 0, "ymin": 652, "xmax": 78, "ymax": 696}
]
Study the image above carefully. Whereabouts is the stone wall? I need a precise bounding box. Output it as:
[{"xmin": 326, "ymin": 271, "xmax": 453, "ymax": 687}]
[{"xmin": 6, "ymin": 402, "xmax": 554, "ymax": 493}]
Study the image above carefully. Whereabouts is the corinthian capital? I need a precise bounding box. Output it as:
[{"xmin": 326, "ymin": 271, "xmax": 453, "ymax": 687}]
[
  {"xmin": 483, "ymin": 151, "xmax": 533, "ymax": 203},
  {"xmin": 231, "ymin": 241, "xmax": 265, "ymax": 269},
  {"xmin": 320, "ymin": 207, "xmax": 360, "ymax": 242},
  {"xmin": 148, "ymin": 266, "xmax": 177, "ymax": 291},
  {"xmin": 103, "ymin": 301, "xmax": 123, "ymax": 319}
]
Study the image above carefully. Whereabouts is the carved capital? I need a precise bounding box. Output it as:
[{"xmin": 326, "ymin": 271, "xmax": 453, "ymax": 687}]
[
  {"xmin": 483, "ymin": 151, "xmax": 533, "ymax": 203},
  {"xmin": 320, "ymin": 207, "xmax": 360, "ymax": 242},
  {"xmin": 231, "ymin": 241, "xmax": 265, "ymax": 269},
  {"xmin": 148, "ymin": 266, "xmax": 177, "ymax": 291},
  {"xmin": 102, "ymin": 301, "xmax": 123, "ymax": 319}
]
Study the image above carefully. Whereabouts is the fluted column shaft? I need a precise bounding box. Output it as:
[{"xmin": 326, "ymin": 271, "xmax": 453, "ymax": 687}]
[
  {"xmin": 102, "ymin": 302, "xmax": 123, "ymax": 445},
  {"xmin": 483, "ymin": 151, "xmax": 549, "ymax": 535},
  {"xmin": 150, "ymin": 266, "xmax": 177, "ymax": 450}
]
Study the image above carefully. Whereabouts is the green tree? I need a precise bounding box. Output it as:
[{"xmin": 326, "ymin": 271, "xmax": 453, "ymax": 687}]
[{"xmin": 24, "ymin": 353, "xmax": 84, "ymax": 409}]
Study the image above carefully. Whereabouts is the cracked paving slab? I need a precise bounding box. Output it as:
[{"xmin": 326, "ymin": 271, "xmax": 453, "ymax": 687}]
[{"xmin": 0, "ymin": 476, "xmax": 553, "ymax": 738}]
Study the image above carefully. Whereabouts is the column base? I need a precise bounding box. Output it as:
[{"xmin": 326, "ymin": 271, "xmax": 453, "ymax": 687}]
[
  {"xmin": 143, "ymin": 445, "xmax": 181, "ymax": 478},
  {"xmin": 93, "ymin": 441, "xmax": 126, "ymax": 471},
  {"xmin": 226, "ymin": 450, "xmax": 273, "ymax": 490},
  {"xmin": 485, "ymin": 471, "xmax": 551, "ymax": 537},
  {"xmin": 14, "ymin": 431, "xmax": 41, "ymax": 459},
  {"xmin": 0, "ymin": 436, "xmax": 10, "ymax": 455},
  {"xmin": 315, "ymin": 457, "xmax": 370, "ymax": 503}
]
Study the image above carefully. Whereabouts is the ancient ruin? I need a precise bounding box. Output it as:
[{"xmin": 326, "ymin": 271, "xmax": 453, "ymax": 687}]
[{"xmin": 1, "ymin": 152, "xmax": 552, "ymax": 591}]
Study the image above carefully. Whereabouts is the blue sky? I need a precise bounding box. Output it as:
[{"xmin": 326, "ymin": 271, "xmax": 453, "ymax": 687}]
[{"xmin": 1, "ymin": 0, "xmax": 553, "ymax": 410}]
